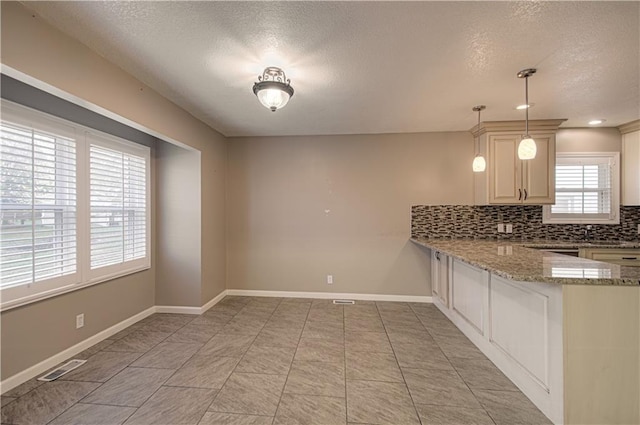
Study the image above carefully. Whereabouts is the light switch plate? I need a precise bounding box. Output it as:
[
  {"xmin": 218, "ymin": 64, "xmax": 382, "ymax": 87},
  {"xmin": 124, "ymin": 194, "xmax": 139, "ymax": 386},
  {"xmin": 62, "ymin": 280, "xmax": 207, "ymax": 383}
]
[
  {"xmin": 506, "ymin": 224, "xmax": 513, "ymax": 233},
  {"xmin": 497, "ymin": 223, "xmax": 505, "ymax": 233}
]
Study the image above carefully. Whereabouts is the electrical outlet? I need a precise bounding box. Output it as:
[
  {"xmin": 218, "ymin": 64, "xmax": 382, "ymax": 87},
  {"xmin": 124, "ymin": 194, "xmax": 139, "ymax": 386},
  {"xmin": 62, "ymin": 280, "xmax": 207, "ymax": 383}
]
[
  {"xmin": 497, "ymin": 223, "xmax": 505, "ymax": 233},
  {"xmin": 637, "ymin": 224, "xmax": 640, "ymax": 235},
  {"xmin": 76, "ymin": 314, "xmax": 84, "ymax": 329},
  {"xmin": 506, "ymin": 224, "xmax": 513, "ymax": 233},
  {"xmin": 327, "ymin": 275, "xmax": 333, "ymax": 285}
]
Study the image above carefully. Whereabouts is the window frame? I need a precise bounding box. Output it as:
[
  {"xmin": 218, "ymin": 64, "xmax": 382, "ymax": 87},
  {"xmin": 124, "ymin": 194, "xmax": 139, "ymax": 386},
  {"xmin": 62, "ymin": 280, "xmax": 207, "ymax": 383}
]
[
  {"xmin": 543, "ymin": 152, "xmax": 620, "ymax": 225},
  {"xmin": 1, "ymin": 100, "xmax": 151, "ymax": 311}
]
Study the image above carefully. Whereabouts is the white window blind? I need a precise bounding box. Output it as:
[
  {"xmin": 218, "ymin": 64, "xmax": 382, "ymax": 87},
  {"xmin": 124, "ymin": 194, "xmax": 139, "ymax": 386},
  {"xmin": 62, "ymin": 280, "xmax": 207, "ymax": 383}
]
[
  {"xmin": 543, "ymin": 153, "xmax": 619, "ymax": 224},
  {"xmin": 1, "ymin": 100, "xmax": 150, "ymax": 311},
  {"xmin": 89, "ymin": 142, "xmax": 147, "ymax": 270},
  {"xmin": 0, "ymin": 120, "xmax": 77, "ymax": 289}
]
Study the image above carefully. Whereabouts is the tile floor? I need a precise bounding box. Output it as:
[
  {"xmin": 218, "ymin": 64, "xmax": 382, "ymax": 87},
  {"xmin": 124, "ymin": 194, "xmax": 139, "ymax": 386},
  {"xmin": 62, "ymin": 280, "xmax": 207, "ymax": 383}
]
[{"xmin": 1, "ymin": 296, "xmax": 552, "ymax": 425}]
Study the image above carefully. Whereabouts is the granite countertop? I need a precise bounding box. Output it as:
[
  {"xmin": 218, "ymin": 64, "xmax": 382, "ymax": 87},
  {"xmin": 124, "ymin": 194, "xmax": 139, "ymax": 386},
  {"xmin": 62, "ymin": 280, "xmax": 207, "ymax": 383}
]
[{"xmin": 410, "ymin": 238, "xmax": 640, "ymax": 286}]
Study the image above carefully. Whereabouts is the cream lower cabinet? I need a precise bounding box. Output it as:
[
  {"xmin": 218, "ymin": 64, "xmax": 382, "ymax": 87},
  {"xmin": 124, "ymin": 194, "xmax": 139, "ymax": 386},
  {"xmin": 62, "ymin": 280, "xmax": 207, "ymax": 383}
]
[
  {"xmin": 579, "ymin": 248, "xmax": 640, "ymax": 267},
  {"xmin": 430, "ymin": 250, "xmax": 449, "ymax": 308},
  {"xmin": 435, "ymin": 258, "xmax": 639, "ymax": 425}
]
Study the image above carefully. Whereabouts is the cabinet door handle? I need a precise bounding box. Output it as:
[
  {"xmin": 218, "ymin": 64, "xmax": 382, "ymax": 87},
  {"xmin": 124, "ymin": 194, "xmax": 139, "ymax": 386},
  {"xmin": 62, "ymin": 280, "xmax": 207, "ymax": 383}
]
[
  {"xmin": 622, "ymin": 257, "xmax": 638, "ymax": 260},
  {"xmin": 524, "ymin": 189, "xmax": 528, "ymax": 200},
  {"xmin": 518, "ymin": 189, "xmax": 522, "ymax": 200}
]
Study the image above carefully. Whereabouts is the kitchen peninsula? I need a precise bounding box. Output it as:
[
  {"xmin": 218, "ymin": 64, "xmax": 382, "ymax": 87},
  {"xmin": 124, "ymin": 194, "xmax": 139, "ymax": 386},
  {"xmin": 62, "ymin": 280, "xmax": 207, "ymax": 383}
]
[{"xmin": 411, "ymin": 237, "xmax": 640, "ymax": 425}]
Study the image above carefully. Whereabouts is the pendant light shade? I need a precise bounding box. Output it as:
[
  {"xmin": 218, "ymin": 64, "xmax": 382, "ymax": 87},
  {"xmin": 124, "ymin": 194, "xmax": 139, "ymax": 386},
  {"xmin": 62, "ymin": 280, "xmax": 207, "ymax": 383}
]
[
  {"xmin": 517, "ymin": 137, "xmax": 537, "ymax": 160},
  {"xmin": 472, "ymin": 155, "xmax": 487, "ymax": 172},
  {"xmin": 472, "ymin": 105, "xmax": 486, "ymax": 172},
  {"xmin": 253, "ymin": 67, "xmax": 294, "ymax": 112},
  {"xmin": 517, "ymin": 68, "xmax": 536, "ymax": 160}
]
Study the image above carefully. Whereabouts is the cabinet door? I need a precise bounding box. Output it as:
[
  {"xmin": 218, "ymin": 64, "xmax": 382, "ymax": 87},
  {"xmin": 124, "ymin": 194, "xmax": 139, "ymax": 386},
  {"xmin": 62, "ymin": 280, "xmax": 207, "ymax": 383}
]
[
  {"xmin": 489, "ymin": 134, "xmax": 521, "ymax": 204},
  {"xmin": 431, "ymin": 251, "xmax": 450, "ymax": 308},
  {"xmin": 522, "ymin": 133, "xmax": 555, "ymax": 204}
]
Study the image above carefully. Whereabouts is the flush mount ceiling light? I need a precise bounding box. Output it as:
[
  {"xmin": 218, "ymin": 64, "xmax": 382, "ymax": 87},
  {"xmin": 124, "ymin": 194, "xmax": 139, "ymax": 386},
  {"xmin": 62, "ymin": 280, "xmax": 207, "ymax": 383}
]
[
  {"xmin": 517, "ymin": 68, "xmax": 537, "ymax": 160},
  {"xmin": 589, "ymin": 119, "xmax": 606, "ymax": 125},
  {"xmin": 253, "ymin": 66, "xmax": 294, "ymax": 112},
  {"xmin": 472, "ymin": 105, "xmax": 486, "ymax": 172}
]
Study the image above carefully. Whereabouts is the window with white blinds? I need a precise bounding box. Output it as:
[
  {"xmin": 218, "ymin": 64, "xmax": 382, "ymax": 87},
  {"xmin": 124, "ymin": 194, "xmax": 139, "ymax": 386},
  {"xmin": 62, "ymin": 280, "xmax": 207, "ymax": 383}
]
[
  {"xmin": 0, "ymin": 100, "xmax": 150, "ymax": 310},
  {"xmin": 543, "ymin": 153, "xmax": 620, "ymax": 224},
  {"xmin": 89, "ymin": 135, "xmax": 148, "ymax": 274},
  {"xmin": 0, "ymin": 121, "xmax": 77, "ymax": 289}
]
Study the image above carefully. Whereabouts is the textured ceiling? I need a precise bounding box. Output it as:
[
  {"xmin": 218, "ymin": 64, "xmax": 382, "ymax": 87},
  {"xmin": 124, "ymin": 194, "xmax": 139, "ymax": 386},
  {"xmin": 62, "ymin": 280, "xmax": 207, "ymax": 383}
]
[{"xmin": 22, "ymin": 1, "xmax": 640, "ymax": 137}]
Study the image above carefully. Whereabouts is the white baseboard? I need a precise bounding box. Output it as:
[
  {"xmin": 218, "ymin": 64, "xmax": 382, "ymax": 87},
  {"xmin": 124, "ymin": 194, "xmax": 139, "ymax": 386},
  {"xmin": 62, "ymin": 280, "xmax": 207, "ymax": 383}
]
[
  {"xmin": 0, "ymin": 306, "xmax": 155, "ymax": 395},
  {"xmin": 226, "ymin": 289, "xmax": 432, "ymax": 303},
  {"xmin": 155, "ymin": 289, "xmax": 228, "ymax": 315},
  {"xmin": 200, "ymin": 289, "xmax": 228, "ymax": 313}
]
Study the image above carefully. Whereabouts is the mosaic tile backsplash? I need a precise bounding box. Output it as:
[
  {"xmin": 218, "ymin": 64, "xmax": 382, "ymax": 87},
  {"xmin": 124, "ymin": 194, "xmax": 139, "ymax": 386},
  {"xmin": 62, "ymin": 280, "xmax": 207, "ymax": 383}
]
[{"xmin": 411, "ymin": 205, "xmax": 640, "ymax": 241}]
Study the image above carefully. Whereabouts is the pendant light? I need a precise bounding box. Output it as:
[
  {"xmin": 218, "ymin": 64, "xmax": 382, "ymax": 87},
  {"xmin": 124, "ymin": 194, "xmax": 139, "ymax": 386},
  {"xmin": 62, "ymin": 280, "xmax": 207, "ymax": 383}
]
[
  {"xmin": 253, "ymin": 67, "xmax": 294, "ymax": 112},
  {"xmin": 517, "ymin": 68, "xmax": 537, "ymax": 160},
  {"xmin": 472, "ymin": 105, "xmax": 486, "ymax": 172}
]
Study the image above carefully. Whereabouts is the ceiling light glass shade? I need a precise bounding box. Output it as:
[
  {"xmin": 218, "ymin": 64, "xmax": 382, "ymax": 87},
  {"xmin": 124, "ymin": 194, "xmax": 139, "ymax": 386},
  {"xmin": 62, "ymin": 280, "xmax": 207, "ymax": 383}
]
[
  {"xmin": 472, "ymin": 155, "xmax": 486, "ymax": 172},
  {"xmin": 518, "ymin": 136, "xmax": 537, "ymax": 160},
  {"xmin": 253, "ymin": 67, "xmax": 294, "ymax": 112}
]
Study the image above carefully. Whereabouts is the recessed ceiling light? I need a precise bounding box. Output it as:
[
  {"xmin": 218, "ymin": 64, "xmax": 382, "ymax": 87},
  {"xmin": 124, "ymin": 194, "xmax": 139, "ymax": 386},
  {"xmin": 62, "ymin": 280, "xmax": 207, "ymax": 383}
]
[
  {"xmin": 516, "ymin": 103, "xmax": 534, "ymax": 110},
  {"xmin": 588, "ymin": 119, "xmax": 605, "ymax": 125}
]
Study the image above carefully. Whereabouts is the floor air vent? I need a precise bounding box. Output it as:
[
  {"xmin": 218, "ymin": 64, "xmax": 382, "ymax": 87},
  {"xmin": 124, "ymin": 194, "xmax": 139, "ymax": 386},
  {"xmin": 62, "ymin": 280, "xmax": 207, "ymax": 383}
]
[
  {"xmin": 38, "ymin": 359, "xmax": 86, "ymax": 382},
  {"xmin": 333, "ymin": 299, "xmax": 355, "ymax": 305}
]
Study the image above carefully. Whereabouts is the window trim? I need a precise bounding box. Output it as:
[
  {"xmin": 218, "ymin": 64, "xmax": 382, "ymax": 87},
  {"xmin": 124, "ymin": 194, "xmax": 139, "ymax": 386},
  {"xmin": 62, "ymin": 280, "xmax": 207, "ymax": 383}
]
[
  {"xmin": 542, "ymin": 152, "xmax": 620, "ymax": 225},
  {"xmin": 1, "ymin": 100, "xmax": 151, "ymax": 311}
]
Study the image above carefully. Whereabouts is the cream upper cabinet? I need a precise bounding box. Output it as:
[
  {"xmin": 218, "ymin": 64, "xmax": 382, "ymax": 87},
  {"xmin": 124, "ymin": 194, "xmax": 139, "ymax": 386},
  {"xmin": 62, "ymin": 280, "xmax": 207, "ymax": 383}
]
[
  {"xmin": 620, "ymin": 121, "xmax": 640, "ymax": 205},
  {"xmin": 473, "ymin": 120, "xmax": 565, "ymax": 205}
]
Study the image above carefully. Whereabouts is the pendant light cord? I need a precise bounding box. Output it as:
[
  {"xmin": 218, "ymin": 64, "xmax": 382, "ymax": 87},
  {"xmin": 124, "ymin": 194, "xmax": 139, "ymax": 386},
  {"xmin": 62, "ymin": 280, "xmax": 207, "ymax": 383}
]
[{"xmin": 525, "ymin": 76, "xmax": 529, "ymax": 136}]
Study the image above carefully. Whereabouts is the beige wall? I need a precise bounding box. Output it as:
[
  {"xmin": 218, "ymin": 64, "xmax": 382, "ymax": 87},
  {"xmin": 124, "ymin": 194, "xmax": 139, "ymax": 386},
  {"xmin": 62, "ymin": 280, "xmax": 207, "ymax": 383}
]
[
  {"xmin": 227, "ymin": 132, "xmax": 473, "ymax": 295},
  {"xmin": 1, "ymin": 1, "xmax": 227, "ymax": 380},
  {"xmin": 556, "ymin": 128, "xmax": 621, "ymax": 153},
  {"xmin": 156, "ymin": 142, "xmax": 202, "ymax": 307}
]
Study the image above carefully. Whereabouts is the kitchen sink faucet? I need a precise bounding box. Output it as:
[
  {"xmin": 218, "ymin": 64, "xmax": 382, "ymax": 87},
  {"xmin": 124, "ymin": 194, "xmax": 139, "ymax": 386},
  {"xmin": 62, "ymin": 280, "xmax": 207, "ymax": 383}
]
[{"xmin": 583, "ymin": 225, "xmax": 593, "ymax": 241}]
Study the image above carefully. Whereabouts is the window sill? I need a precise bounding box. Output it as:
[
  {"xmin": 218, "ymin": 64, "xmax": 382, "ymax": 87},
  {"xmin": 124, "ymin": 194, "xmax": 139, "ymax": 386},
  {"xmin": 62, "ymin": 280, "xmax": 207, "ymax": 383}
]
[{"xmin": 0, "ymin": 264, "xmax": 151, "ymax": 312}]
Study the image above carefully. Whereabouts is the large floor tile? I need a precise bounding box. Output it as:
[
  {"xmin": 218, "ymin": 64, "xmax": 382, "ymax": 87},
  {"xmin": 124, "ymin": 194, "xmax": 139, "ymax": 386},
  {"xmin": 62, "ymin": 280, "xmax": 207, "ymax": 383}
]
[
  {"xmin": 165, "ymin": 355, "xmax": 240, "ymax": 389},
  {"xmin": 450, "ymin": 357, "xmax": 519, "ymax": 391},
  {"xmin": 415, "ymin": 404, "xmax": 495, "ymax": 425},
  {"xmin": 198, "ymin": 412, "xmax": 273, "ymax": 424},
  {"xmin": 105, "ymin": 329, "xmax": 172, "ymax": 353},
  {"xmin": 1, "ymin": 380, "xmax": 99, "ymax": 425},
  {"xmin": 190, "ymin": 311, "xmax": 236, "ymax": 327},
  {"xmin": 130, "ymin": 342, "xmax": 201, "ymax": 369},
  {"xmin": 236, "ymin": 345, "xmax": 295, "ymax": 375},
  {"xmin": 346, "ymin": 380, "xmax": 419, "ymax": 425},
  {"xmin": 302, "ymin": 320, "xmax": 344, "ymax": 339},
  {"xmin": 124, "ymin": 386, "xmax": 217, "ymax": 425},
  {"xmin": 472, "ymin": 389, "xmax": 552, "ymax": 425},
  {"xmin": 208, "ymin": 373, "xmax": 287, "ymax": 416},
  {"xmin": 1, "ymin": 396, "xmax": 16, "ymax": 407},
  {"xmin": 48, "ymin": 403, "xmax": 136, "ymax": 425},
  {"xmin": 295, "ymin": 338, "xmax": 344, "ymax": 363},
  {"xmin": 199, "ymin": 333, "xmax": 255, "ymax": 358},
  {"xmin": 392, "ymin": 342, "xmax": 454, "ymax": 370},
  {"xmin": 253, "ymin": 327, "xmax": 302, "ymax": 348},
  {"xmin": 60, "ymin": 351, "xmax": 142, "ymax": 382},
  {"xmin": 165, "ymin": 323, "xmax": 222, "ymax": 345},
  {"xmin": 345, "ymin": 351, "xmax": 403, "ymax": 382},
  {"xmin": 345, "ymin": 331, "xmax": 392, "ymax": 353},
  {"xmin": 274, "ymin": 393, "xmax": 346, "ymax": 425},
  {"xmin": 221, "ymin": 318, "xmax": 267, "ymax": 335},
  {"xmin": 284, "ymin": 361, "xmax": 345, "ymax": 397},
  {"xmin": 306, "ymin": 307, "xmax": 344, "ymax": 323},
  {"xmin": 344, "ymin": 317, "xmax": 385, "ymax": 332},
  {"xmin": 2, "ymin": 378, "xmax": 43, "ymax": 397},
  {"xmin": 402, "ymin": 367, "xmax": 481, "ymax": 408},
  {"xmin": 81, "ymin": 367, "xmax": 174, "ymax": 407},
  {"xmin": 431, "ymin": 333, "xmax": 486, "ymax": 359}
]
